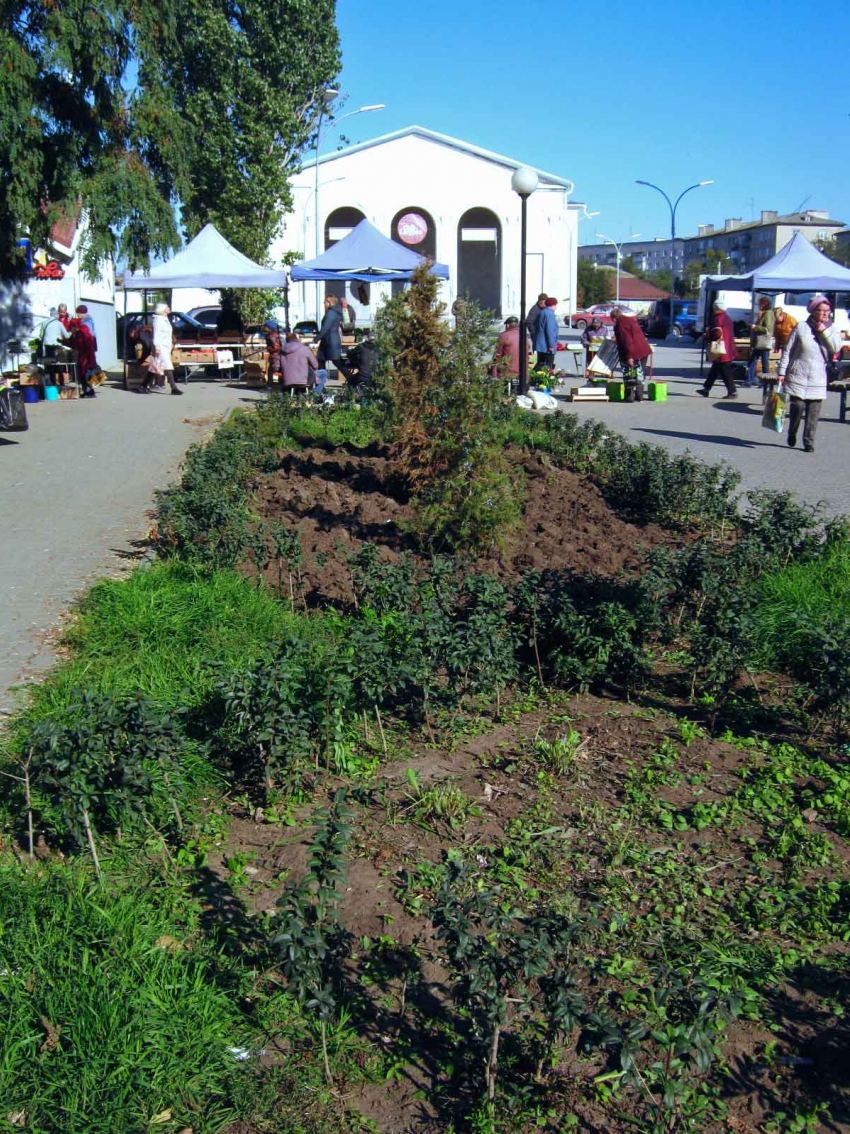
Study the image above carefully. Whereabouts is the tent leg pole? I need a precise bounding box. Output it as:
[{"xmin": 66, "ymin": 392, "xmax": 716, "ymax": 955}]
[{"xmin": 122, "ymin": 289, "xmax": 128, "ymax": 390}]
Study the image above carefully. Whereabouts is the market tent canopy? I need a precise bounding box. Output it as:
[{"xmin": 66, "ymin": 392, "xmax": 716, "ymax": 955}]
[
  {"xmin": 121, "ymin": 224, "xmax": 290, "ymax": 290},
  {"xmin": 291, "ymin": 218, "xmax": 449, "ymax": 282},
  {"xmin": 707, "ymin": 232, "xmax": 850, "ymax": 293}
]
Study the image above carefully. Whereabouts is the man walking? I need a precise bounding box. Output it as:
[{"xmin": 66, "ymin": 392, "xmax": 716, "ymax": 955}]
[{"xmin": 526, "ymin": 293, "xmax": 548, "ymax": 346}]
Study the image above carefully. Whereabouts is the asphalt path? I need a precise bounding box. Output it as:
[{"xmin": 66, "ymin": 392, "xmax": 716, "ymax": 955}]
[
  {"xmin": 1, "ymin": 377, "xmax": 264, "ymax": 712},
  {"xmin": 2, "ymin": 340, "xmax": 847, "ymax": 710},
  {"xmin": 553, "ymin": 333, "xmax": 848, "ymax": 522}
]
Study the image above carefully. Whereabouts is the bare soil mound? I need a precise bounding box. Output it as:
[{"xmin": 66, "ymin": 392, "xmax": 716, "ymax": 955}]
[{"xmin": 252, "ymin": 446, "xmax": 675, "ymax": 605}]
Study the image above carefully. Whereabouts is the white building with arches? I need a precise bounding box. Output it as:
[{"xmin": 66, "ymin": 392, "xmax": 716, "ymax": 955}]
[{"xmin": 271, "ymin": 126, "xmax": 582, "ymax": 327}]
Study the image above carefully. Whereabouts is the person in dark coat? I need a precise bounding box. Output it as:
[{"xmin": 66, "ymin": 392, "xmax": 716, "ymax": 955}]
[
  {"xmin": 698, "ymin": 302, "xmax": 738, "ymax": 399},
  {"xmin": 532, "ymin": 298, "xmax": 558, "ymax": 372},
  {"xmin": 526, "ymin": 293, "xmax": 548, "ymax": 348},
  {"xmin": 347, "ymin": 328, "xmax": 379, "ymax": 389},
  {"xmin": 317, "ymin": 296, "xmax": 355, "ymax": 383}
]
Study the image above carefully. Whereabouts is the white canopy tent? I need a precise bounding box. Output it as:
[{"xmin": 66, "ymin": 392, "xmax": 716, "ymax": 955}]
[
  {"xmin": 118, "ymin": 224, "xmax": 291, "ymax": 387},
  {"xmin": 121, "ymin": 223, "xmax": 290, "ymax": 290}
]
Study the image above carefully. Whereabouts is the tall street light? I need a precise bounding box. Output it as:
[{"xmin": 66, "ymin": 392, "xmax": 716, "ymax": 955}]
[
  {"xmin": 635, "ymin": 178, "xmax": 714, "ymax": 292},
  {"xmin": 314, "ymin": 96, "xmax": 385, "ymax": 322},
  {"xmin": 511, "ymin": 165, "xmax": 538, "ymax": 397},
  {"xmin": 596, "ymin": 232, "xmax": 641, "ymax": 305}
]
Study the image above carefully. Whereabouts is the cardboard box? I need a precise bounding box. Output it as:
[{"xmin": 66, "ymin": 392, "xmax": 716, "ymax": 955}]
[
  {"xmin": 173, "ymin": 347, "xmax": 216, "ymax": 365},
  {"xmin": 649, "ymin": 382, "xmax": 668, "ymax": 402}
]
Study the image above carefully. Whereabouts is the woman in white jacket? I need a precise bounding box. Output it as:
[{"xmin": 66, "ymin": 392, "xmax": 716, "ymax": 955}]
[
  {"xmin": 778, "ymin": 295, "xmax": 840, "ymax": 453},
  {"xmin": 140, "ymin": 302, "xmax": 183, "ymax": 395}
]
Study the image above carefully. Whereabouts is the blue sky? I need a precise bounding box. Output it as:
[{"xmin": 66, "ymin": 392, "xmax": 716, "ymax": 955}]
[{"xmin": 334, "ymin": 0, "xmax": 849, "ymax": 244}]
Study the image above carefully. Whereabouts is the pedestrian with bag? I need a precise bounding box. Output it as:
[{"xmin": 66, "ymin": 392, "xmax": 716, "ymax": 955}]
[
  {"xmin": 139, "ymin": 302, "xmax": 183, "ymax": 395},
  {"xmin": 746, "ymin": 297, "xmax": 775, "ymax": 388},
  {"xmin": 778, "ymin": 294, "xmax": 841, "ymax": 454},
  {"xmin": 698, "ymin": 301, "xmax": 738, "ymax": 399}
]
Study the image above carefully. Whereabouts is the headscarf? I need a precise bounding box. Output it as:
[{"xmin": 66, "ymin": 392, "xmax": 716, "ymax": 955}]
[
  {"xmin": 545, "ymin": 297, "xmax": 558, "ymax": 307},
  {"xmin": 75, "ymin": 305, "xmax": 88, "ymax": 314},
  {"xmin": 590, "ymin": 317, "xmax": 602, "ymax": 330},
  {"xmin": 713, "ymin": 301, "xmax": 726, "ymax": 311},
  {"xmin": 154, "ymin": 301, "xmax": 169, "ymax": 315}
]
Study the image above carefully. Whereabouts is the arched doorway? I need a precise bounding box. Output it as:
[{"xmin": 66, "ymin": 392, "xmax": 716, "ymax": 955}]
[
  {"xmin": 323, "ymin": 207, "xmax": 367, "ymax": 308},
  {"xmin": 457, "ymin": 207, "xmax": 501, "ymax": 317},
  {"xmin": 390, "ymin": 207, "xmax": 437, "ymax": 297}
]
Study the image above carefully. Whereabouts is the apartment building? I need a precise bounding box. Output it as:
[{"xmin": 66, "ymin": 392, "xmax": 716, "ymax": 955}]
[
  {"xmin": 680, "ymin": 210, "xmax": 845, "ymax": 272},
  {"xmin": 578, "ymin": 237, "xmax": 685, "ymax": 276}
]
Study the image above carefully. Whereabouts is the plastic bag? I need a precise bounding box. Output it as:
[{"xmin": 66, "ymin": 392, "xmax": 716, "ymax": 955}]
[
  {"xmin": 529, "ymin": 389, "xmax": 558, "ymax": 411},
  {"xmin": 0, "ymin": 386, "xmax": 29, "ymax": 431},
  {"xmin": 761, "ymin": 389, "xmax": 786, "ymax": 432},
  {"xmin": 515, "ymin": 394, "xmax": 534, "ymax": 410}
]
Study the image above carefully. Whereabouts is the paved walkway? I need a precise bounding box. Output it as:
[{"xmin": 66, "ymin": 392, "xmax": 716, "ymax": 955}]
[
  {"xmin": 554, "ymin": 336, "xmax": 848, "ymax": 521},
  {"xmin": 1, "ymin": 377, "xmax": 265, "ymax": 711}
]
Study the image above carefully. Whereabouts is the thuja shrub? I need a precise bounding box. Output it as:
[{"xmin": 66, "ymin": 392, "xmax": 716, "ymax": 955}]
[{"xmin": 372, "ymin": 264, "xmax": 522, "ymax": 555}]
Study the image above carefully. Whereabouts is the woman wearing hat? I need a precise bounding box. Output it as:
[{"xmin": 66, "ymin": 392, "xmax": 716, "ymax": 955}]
[
  {"xmin": 777, "ymin": 295, "xmax": 841, "ymax": 453},
  {"xmin": 139, "ymin": 302, "xmax": 183, "ymax": 395},
  {"xmin": 698, "ymin": 302, "xmax": 738, "ymax": 399}
]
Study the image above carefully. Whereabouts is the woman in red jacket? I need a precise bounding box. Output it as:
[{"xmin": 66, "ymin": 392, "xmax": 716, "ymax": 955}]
[
  {"xmin": 698, "ymin": 302, "xmax": 738, "ymax": 399},
  {"xmin": 612, "ymin": 308, "xmax": 652, "ymax": 400},
  {"xmin": 64, "ymin": 318, "xmax": 98, "ymax": 397}
]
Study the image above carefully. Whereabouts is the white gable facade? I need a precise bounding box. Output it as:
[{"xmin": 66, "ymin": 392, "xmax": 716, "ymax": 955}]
[{"xmin": 272, "ymin": 127, "xmax": 582, "ymax": 327}]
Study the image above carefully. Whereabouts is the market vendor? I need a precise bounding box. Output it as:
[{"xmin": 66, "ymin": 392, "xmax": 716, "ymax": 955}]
[
  {"xmin": 63, "ymin": 318, "xmax": 98, "ymax": 398},
  {"xmin": 265, "ymin": 320, "xmax": 284, "ymax": 387},
  {"xmin": 580, "ymin": 316, "xmax": 610, "ymax": 367}
]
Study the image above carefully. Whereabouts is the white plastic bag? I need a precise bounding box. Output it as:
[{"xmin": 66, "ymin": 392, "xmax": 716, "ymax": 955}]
[
  {"xmin": 515, "ymin": 394, "xmax": 534, "ymax": 410},
  {"xmin": 529, "ymin": 389, "xmax": 557, "ymax": 411}
]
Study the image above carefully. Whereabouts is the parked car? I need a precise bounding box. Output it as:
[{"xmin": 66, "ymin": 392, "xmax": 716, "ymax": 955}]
[
  {"xmin": 115, "ymin": 311, "xmax": 206, "ymax": 359},
  {"xmin": 188, "ymin": 306, "xmax": 221, "ymax": 328},
  {"xmin": 293, "ymin": 319, "xmax": 319, "ymax": 337},
  {"xmin": 569, "ymin": 303, "xmax": 635, "ymax": 330},
  {"xmin": 640, "ymin": 300, "xmax": 699, "ymax": 339}
]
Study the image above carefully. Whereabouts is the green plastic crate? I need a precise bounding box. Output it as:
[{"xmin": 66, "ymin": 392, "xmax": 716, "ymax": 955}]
[
  {"xmin": 649, "ymin": 382, "xmax": 668, "ymax": 402},
  {"xmin": 606, "ymin": 381, "xmax": 625, "ymax": 402}
]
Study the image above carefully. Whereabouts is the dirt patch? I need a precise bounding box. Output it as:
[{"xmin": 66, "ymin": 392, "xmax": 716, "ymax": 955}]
[{"xmin": 252, "ymin": 447, "xmax": 677, "ymax": 605}]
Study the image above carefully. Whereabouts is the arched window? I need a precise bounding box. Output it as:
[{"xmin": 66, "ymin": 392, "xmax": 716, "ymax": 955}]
[
  {"xmin": 324, "ymin": 207, "xmax": 366, "ymax": 305},
  {"xmin": 390, "ymin": 207, "xmax": 436, "ymax": 297},
  {"xmin": 457, "ymin": 207, "xmax": 502, "ymax": 317}
]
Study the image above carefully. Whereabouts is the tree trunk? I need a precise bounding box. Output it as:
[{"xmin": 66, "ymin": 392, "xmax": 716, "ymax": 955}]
[
  {"xmin": 320, "ymin": 1019, "xmax": 333, "ymax": 1086},
  {"xmin": 81, "ymin": 809, "xmax": 103, "ymax": 885},
  {"xmin": 374, "ymin": 705, "xmax": 388, "ymax": 758},
  {"xmin": 487, "ymin": 1024, "xmax": 501, "ymax": 1102}
]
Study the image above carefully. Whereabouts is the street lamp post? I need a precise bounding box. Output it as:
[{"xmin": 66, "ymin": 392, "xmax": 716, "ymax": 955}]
[
  {"xmin": 511, "ymin": 165, "xmax": 539, "ymax": 397},
  {"xmin": 314, "ymin": 97, "xmax": 385, "ymax": 323},
  {"xmin": 596, "ymin": 232, "xmax": 641, "ymax": 305},
  {"xmin": 635, "ymin": 178, "xmax": 713, "ymax": 293}
]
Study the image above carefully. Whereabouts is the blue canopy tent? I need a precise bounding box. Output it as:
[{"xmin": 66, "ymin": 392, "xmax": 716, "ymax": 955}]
[
  {"xmin": 699, "ymin": 232, "xmax": 850, "ymax": 373},
  {"xmin": 291, "ymin": 218, "xmax": 449, "ymax": 282}
]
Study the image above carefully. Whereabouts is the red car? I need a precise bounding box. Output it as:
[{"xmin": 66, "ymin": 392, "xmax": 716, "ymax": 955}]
[{"xmin": 569, "ymin": 303, "xmax": 635, "ymax": 331}]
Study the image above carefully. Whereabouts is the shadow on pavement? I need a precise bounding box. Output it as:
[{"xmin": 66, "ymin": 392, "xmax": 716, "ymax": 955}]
[
  {"xmin": 0, "ymin": 437, "xmax": 20, "ymax": 445},
  {"xmin": 633, "ymin": 428, "xmax": 785, "ymax": 449}
]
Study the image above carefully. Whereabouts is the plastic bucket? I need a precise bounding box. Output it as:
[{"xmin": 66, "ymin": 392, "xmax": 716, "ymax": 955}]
[
  {"xmin": 44, "ymin": 385, "xmax": 59, "ymax": 402},
  {"xmin": 23, "ymin": 386, "xmax": 39, "ymax": 404}
]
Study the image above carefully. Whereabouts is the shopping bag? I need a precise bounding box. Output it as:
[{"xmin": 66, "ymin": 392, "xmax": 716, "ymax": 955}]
[
  {"xmin": 761, "ymin": 389, "xmax": 786, "ymax": 433},
  {"xmin": 708, "ymin": 337, "xmax": 726, "ymax": 359},
  {"xmin": 0, "ymin": 386, "xmax": 29, "ymax": 431}
]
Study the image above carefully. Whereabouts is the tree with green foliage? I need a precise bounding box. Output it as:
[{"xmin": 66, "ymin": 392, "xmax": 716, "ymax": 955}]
[
  {"xmin": 1, "ymin": 0, "xmax": 340, "ymax": 285},
  {"xmin": 576, "ymin": 258, "xmax": 612, "ymax": 307},
  {"xmin": 1, "ymin": 0, "xmax": 191, "ymax": 276},
  {"xmin": 164, "ymin": 0, "xmax": 340, "ymax": 317},
  {"xmin": 373, "ymin": 264, "xmax": 523, "ymax": 555}
]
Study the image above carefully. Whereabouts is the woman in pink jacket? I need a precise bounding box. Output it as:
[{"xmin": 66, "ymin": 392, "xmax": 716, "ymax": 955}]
[
  {"xmin": 698, "ymin": 301, "xmax": 738, "ymax": 400},
  {"xmin": 279, "ymin": 334, "xmax": 319, "ymax": 391}
]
